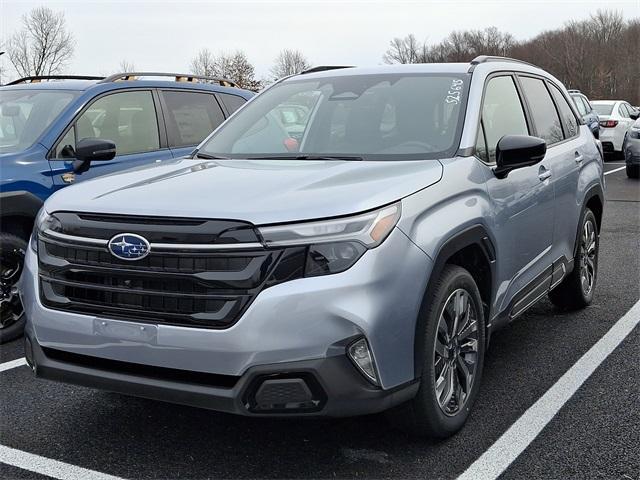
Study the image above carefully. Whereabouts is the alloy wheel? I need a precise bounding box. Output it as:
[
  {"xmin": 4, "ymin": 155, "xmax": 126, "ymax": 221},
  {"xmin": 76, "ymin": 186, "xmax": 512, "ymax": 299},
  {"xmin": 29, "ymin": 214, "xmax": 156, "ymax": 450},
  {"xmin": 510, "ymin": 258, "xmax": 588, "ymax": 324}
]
[
  {"xmin": 433, "ymin": 288, "xmax": 479, "ymax": 416},
  {"xmin": 580, "ymin": 219, "xmax": 597, "ymax": 296},
  {"xmin": 0, "ymin": 246, "xmax": 25, "ymax": 330}
]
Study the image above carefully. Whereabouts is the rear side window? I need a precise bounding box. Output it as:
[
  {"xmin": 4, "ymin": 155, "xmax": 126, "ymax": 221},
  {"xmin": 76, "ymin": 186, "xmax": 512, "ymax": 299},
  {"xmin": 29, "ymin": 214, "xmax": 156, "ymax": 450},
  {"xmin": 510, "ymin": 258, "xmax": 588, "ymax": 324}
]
[
  {"xmin": 161, "ymin": 91, "xmax": 225, "ymax": 147},
  {"xmin": 619, "ymin": 104, "xmax": 631, "ymax": 118},
  {"xmin": 519, "ymin": 77, "xmax": 563, "ymax": 146},
  {"xmin": 218, "ymin": 93, "xmax": 247, "ymax": 115},
  {"xmin": 572, "ymin": 95, "xmax": 587, "ymax": 116},
  {"xmin": 550, "ymin": 85, "xmax": 579, "ymax": 138},
  {"xmin": 478, "ymin": 76, "xmax": 529, "ymax": 163},
  {"xmin": 71, "ymin": 90, "xmax": 160, "ymax": 156}
]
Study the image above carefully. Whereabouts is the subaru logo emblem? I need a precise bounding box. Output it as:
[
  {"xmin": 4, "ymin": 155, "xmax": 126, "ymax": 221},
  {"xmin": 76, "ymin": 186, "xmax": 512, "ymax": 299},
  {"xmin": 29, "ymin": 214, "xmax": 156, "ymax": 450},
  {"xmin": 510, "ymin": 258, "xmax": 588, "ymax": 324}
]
[{"xmin": 108, "ymin": 233, "xmax": 150, "ymax": 261}]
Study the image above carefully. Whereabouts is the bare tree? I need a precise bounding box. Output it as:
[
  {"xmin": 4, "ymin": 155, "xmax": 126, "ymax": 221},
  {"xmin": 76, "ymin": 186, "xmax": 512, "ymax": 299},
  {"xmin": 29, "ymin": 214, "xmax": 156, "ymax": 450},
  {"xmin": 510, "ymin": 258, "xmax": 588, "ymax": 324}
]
[
  {"xmin": 190, "ymin": 48, "xmax": 216, "ymax": 77},
  {"xmin": 383, "ymin": 34, "xmax": 428, "ymax": 64},
  {"xmin": 270, "ymin": 49, "xmax": 311, "ymax": 79},
  {"xmin": 7, "ymin": 6, "xmax": 74, "ymax": 77},
  {"xmin": 190, "ymin": 49, "xmax": 261, "ymax": 90},
  {"xmin": 118, "ymin": 59, "xmax": 135, "ymax": 72}
]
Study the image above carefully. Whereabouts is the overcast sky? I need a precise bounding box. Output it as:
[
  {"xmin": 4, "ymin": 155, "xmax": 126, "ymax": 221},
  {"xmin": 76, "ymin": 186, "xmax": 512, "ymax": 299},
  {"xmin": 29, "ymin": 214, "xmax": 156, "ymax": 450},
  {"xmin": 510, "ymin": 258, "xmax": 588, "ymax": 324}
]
[{"xmin": 1, "ymin": 0, "xmax": 639, "ymax": 81}]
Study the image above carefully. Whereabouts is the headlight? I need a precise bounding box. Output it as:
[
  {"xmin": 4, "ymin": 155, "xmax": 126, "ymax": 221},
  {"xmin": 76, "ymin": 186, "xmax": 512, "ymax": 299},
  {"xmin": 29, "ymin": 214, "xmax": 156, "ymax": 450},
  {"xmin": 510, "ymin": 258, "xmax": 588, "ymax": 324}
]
[
  {"xmin": 30, "ymin": 209, "xmax": 61, "ymax": 253},
  {"xmin": 258, "ymin": 203, "xmax": 401, "ymax": 278},
  {"xmin": 630, "ymin": 127, "xmax": 640, "ymax": 139},
  {"xmin": 259, "ymin": 203, "xmax": 401, "ymax": 248}
]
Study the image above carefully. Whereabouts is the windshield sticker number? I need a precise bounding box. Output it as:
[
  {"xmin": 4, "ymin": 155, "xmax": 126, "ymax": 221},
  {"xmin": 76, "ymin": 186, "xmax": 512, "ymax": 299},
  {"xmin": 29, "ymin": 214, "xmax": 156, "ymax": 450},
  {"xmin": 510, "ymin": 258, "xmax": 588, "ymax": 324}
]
[{"xmin": 446, "ymin": 79, "xmax": 464, "ymax": 104}]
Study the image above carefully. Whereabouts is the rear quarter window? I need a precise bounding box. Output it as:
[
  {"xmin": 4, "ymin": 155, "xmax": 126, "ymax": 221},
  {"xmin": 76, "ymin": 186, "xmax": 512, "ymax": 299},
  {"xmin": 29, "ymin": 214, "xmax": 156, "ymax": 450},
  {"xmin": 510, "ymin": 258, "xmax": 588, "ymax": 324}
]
[{"xmin": 218, "ymin": 93, "xmax": 247, "ymax": 115}]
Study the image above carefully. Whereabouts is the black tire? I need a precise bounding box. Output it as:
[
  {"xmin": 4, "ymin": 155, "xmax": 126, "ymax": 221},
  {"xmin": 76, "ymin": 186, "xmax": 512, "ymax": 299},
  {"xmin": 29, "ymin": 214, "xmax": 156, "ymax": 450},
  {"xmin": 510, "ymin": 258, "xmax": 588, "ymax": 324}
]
[
  {"xmin": 0, "ymin": 233, "xmax": 27, "ymax": 344},
  {"xmin": 388, "ymin": 265, "xmax": 486, "ymax": 438},
  {"xmin": 627, "ymin": 165, "xmax": 639, "ymax": 179},
  {"xmin": 549, "ymin": 209, "xmax": 599, "ymax": 311}
]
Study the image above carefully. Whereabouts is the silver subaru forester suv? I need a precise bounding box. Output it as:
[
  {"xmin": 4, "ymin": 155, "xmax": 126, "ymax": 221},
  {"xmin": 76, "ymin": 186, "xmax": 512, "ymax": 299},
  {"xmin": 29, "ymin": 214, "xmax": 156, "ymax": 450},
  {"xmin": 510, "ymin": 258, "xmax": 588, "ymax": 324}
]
[{"xmin": 21, "ymin": 56, "xmax": 604, "ymax": 438}]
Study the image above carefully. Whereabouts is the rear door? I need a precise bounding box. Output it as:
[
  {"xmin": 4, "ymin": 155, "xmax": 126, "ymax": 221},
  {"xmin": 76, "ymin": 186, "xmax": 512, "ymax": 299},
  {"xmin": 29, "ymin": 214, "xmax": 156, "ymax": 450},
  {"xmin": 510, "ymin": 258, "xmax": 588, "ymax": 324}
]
[
  {"xmin": 49, "ymin": 89, "xmax": 172, "ymax": 187},
  {"xmin": 542, "ymin": 80, "xmax": 584, "ymax": 269},
  {"xmin": 158, "ymin": 90, "xmax": 227, "ymax": 158}
]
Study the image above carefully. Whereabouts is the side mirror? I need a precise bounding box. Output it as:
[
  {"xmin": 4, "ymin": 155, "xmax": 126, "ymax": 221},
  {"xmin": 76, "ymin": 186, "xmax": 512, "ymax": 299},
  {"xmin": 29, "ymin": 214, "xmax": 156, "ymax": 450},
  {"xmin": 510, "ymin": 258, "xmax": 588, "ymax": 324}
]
[
  {"xmin": 630, "ymin": 111, "xmax": 639, "ymax": 120},
  {"xmin": 72, "ymin": 138, "xmax": 116, "ymax": 173},
  {"xmin": 494, "ymin": 135, "xmax": 546, "ymax": 179}
]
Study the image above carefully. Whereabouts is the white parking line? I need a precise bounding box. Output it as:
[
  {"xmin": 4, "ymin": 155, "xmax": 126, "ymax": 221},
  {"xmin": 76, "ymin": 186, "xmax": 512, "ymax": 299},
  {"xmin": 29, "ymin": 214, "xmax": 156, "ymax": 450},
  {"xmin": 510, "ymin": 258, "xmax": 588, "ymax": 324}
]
[
  {"xmin": 0, "ymin": 357, "xmax": 27, "ymax": 373},
  {"xmin": 0, "ymin": 445, "xmax": 126, "ymax": 480},
  {"xmin": 604, "ymin": 166, "xmax": 626, "ymax": 175},
  {"xmin": 458, "ymin": 298, "xmax": 640, "ymax": 480}
]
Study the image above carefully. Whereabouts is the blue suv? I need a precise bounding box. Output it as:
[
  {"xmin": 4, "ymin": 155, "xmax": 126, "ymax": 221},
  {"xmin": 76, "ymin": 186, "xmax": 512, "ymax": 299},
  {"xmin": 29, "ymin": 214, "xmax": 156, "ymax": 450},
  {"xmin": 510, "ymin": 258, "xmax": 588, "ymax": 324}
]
[{"xmin": 0, "ymin": 73, "xmax": 253, "ymax": 342}]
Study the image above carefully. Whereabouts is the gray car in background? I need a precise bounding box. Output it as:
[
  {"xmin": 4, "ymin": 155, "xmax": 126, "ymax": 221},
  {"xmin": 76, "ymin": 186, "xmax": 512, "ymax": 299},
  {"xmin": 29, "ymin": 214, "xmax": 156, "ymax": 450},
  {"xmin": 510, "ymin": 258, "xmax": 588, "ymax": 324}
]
[
  {"xmin": 623, "ymin": 118, "xmax": 640, "ymax": 178},
  {"xmin": 20, "ymin": 57, "xmax": 604, "ymax": 439}
]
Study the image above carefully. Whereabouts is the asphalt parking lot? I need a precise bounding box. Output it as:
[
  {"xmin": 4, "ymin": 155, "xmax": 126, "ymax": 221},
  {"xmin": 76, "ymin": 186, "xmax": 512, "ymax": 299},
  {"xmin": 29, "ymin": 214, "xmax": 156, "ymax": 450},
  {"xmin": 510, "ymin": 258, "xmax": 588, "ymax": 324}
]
[{"xmin": 1, "ymin": 161, "xmax": 638, "ymax": 480}]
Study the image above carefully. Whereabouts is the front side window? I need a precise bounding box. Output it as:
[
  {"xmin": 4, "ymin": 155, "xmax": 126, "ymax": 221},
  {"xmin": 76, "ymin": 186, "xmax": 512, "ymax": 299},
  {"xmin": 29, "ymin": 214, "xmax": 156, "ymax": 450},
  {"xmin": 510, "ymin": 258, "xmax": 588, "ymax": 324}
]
[
  {"xmin": 0, "ymin": 89, "xmax": 78, "ymax": 153},
  {"xmin": 519, "ymin": 77, "xmax": 563, "ymax": 146},
  {"xmin": 70, "ymin": 90, "xmax": 159, "ymax": 157},
  {"xmin": 480, "ymin": 76, "xmax": 529, "ymax": 163},
  {"xmin": 199, "ymin": 73, "xmax": 470, "ymax": 161},
  {"xmin": 550, "ymin": 84, "xmax": 579, "ymax": 138},
  {"xmin": 161, "ymin": 91, "xmax": 225, "ymax": 147}
]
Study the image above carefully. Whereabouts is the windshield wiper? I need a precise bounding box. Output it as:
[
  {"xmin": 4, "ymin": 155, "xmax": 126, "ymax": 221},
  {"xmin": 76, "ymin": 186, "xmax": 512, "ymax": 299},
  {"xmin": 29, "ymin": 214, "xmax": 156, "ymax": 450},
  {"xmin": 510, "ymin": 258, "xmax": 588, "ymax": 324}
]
[
  {"xmin": 191, "ymin": 151, "xmax": 229, "ymax": 160},
  {"xmin": 246, "ymin": 155, "xmax": 364, "ymax": 161}
]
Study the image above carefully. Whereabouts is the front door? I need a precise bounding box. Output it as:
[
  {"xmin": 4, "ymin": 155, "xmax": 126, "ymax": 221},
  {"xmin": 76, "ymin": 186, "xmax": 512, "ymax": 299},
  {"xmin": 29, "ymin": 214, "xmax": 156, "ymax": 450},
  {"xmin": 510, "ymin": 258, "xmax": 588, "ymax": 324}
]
[
  {"xmin": 49, "ymin": 90, "xmax": 173, "ymax": 189},
  {"xmin": 476, "ymin": 75, "xmax": 555, "ymax": 315}
]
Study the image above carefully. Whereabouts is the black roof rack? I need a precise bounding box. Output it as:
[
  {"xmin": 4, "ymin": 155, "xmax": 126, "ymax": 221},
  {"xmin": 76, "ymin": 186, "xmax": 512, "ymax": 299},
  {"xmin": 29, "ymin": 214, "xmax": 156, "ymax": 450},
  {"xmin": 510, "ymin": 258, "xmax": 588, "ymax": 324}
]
[
  {"xmin": 468, "ymin": 56, "xmax": 539, "ymax": 72},
  {"xmin": 6, "ymin": 75, "xmax": 104, "ymax": 85},
  {"xmin": 99, "ymin": 72, "xmax": 236, "ymax": 87},
  {"xmin": 300, "ymin": 66, "xmax": 355, "ymax": 75}
]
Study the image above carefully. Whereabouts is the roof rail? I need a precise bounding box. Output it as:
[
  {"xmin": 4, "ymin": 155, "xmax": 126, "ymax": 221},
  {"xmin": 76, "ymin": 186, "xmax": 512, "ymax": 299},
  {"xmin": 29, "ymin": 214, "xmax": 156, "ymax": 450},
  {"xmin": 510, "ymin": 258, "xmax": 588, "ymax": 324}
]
[
  {"xmin": 468, "ymin": 56, "xmax": 539, "ymax": 72},
  {"xmin": 300, "ymin": 66, "xmax": 355, "ymax": 75},
  {"xmin": 5, "ymin": 75, "xmax": 104, "ymax": 85},
  {"xmin": 99, "ymin": 72, "xmax": 236, "ymax": 87}
]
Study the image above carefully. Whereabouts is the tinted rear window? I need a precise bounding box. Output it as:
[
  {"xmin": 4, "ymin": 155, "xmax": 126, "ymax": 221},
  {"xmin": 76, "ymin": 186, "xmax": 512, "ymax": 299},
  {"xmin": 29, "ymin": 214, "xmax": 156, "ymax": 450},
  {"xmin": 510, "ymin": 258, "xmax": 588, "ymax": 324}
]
[{"xmin": 593, "ymin": 104, "xmax": 614, "ymax": 115}]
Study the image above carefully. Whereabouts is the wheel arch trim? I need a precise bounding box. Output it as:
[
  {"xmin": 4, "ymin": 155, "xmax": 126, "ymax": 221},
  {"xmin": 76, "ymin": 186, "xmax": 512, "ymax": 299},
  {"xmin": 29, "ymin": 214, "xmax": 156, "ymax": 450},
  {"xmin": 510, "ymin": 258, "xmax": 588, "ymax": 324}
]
[{"xmin": 412, "ymin": 224, "xmax": 496, "ymax": 379}]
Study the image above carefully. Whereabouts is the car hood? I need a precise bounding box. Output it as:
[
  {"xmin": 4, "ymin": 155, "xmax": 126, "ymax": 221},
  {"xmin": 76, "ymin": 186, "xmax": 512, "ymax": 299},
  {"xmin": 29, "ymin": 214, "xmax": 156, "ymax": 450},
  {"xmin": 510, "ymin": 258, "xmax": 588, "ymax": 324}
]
[{"xmin": 45, "ymin": 158, "xmax": 444, "ymax": 225}]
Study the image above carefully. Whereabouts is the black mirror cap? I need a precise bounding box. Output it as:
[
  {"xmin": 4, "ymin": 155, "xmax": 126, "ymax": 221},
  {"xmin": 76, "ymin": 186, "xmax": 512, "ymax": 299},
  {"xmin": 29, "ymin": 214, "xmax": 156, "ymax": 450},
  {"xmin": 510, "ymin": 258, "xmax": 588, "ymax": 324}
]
[
  {"xmin": 630, "ymin": 111, "xmax": 639, "ymax": 120},
  {"xmin": 494, "ymin": 135, "xmax": 546, "ymax": 179},
  {"xmin": 75, "ymin": 138, "xmax": 116, "ymax": 162}
]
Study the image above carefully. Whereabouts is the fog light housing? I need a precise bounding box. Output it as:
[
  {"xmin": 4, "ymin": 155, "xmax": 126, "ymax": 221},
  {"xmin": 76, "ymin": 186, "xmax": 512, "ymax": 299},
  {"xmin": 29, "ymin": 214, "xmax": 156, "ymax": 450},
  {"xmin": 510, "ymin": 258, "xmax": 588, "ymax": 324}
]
[{"xmin": 348, "ymin": 338, "xmax": 379, "ymax": 385}]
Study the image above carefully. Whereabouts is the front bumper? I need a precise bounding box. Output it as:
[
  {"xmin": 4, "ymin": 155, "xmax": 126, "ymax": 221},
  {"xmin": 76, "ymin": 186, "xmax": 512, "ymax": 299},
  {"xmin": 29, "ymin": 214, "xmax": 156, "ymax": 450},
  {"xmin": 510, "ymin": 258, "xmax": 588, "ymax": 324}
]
[
  {"xmin": 24, "ymin": 331, "xmax": 419, "ymax": 417},
  {"xmin": 21, "ymin": 227, "xmax": 432, "ymax": 415}
]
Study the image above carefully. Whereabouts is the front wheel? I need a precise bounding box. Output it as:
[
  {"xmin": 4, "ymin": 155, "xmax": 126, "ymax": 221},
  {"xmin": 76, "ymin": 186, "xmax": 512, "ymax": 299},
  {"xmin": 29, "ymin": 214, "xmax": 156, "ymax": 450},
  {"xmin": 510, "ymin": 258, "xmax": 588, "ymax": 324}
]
[
  {"xmin": 549, "ymin": 209, "xmax": 599, "ymax": 311},
  {"xmin": 388, "ymin": 265, "xmax": 486, "ymax": 438},
  {"xmin": 0, "ymin": 233, "xmax": 27, "ymax": 344}
]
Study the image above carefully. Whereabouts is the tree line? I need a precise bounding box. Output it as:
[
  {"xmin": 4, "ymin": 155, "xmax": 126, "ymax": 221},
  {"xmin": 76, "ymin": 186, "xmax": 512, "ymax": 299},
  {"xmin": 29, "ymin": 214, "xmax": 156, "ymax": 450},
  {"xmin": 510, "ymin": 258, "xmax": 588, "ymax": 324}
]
[
  {"xmin": 383, "ymin": 10, "xmax": 639, "ymax": 104},
  {"xmin": 2, "ymin": 7, "xmax": 637, "ymax": 103}
]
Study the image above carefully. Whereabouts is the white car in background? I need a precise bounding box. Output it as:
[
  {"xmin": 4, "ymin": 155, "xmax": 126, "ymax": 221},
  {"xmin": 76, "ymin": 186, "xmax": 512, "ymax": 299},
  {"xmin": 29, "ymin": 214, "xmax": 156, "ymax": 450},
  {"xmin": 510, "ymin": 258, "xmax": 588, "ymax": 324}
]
[{"xmin": 592, "ymin": 100, "xmax": 639, "ymax": 155}]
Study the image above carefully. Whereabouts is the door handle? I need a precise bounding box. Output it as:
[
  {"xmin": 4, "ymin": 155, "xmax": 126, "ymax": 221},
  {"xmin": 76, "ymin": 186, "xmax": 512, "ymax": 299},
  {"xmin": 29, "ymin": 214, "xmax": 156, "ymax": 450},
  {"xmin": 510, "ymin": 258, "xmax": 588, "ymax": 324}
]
[
  {"xmin": 538, "ymin": 168, "xmax": 552, "ymax": 181},
  {"xmin": 574, "ymin": 153, "xmax": 584, "ymax": 164}
]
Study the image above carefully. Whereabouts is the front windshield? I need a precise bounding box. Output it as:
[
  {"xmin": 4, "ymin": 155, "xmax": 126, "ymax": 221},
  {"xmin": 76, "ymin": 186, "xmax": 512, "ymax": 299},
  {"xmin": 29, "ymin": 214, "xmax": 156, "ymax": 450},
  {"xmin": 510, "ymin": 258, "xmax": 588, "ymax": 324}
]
[
  {"xmin": 199, "ymin": 73, "xmax": 469, "ymax": 160},
  {"xmin": 0, "ymin": 89, "xmax": 78, "ymax": 153}
]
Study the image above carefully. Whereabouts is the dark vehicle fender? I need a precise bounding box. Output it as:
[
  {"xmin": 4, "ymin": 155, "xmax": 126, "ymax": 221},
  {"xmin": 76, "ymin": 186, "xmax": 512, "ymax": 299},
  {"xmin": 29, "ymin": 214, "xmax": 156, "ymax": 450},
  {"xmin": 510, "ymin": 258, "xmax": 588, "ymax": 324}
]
[
  {"xmin": 574, "ymin": 184, "xmax": 604, "ymax": 258},
  {"xmin": 413, "ymin": 225, "xmax": 496, "ymax": 378},
  {"xmin": 0, "ymin": 191, "xmax": 43, "ymax": 237}
]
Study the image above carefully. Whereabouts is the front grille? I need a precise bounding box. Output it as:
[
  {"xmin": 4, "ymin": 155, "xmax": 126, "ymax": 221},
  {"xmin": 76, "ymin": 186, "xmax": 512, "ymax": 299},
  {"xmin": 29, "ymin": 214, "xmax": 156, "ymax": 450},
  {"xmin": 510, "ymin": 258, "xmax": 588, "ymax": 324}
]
[{"xmin": 38, "ymin": 213, "xmax": 305, "ymax": 329}]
